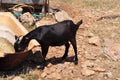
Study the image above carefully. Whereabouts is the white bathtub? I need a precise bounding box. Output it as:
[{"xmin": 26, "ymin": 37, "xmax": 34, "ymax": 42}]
[{"xmin": 0, "ymin": 12, "xmax": 39, "ymax": 57}]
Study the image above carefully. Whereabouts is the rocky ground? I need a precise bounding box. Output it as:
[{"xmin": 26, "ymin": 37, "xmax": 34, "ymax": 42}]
[{"xmin": 0, "ymin": 0, "xmax": 120, "ymax": 80}]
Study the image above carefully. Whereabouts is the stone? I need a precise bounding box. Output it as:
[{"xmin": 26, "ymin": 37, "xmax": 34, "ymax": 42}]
[
  {"xmin": 35, "ymin": 17, "xmax": 56, "ymax": 27},
  {"xmin": 81, "ymin": 60, "xmax": 95, "ymax": 68},
  {"xmin": 20, "ymin": 12, "xmax": 34, "ymax": 25},
  {"xmin": 103, "ymin": 72, "xmax": 113, "ymax": 78},
  {"xmin": 74, "ymin": 78, "xmax": 82, "ymax": 80},
  {"xmin": 81, "ymin": 68, "xmax": 95, "ymax": 76},
  {"xmin": 116, "ymin": 78, "xmax": 120, "ymax": 80},
  {"xmin": 47, "ymin": 63, "xmax": 53, "ymax": 67},
  {"xmin": 56, "ymin": 68, "xmax": 62, "ymax": 73},
  {"xmin": 56, "ymin": 64, "xmax": 67, "ymax": 70},
  {"xmin": 0, "ymin": 52, "xmax": 5, "ymax": 57},
  {"xmin": 47, "ymin": 72, "xmax": 62, "ymax": 79},
  {"xmin": 72, "ymin": 69, "xmax": 81, "ymax": 77},
  {"xmin": 102, "ymin": 38, "xmax": 120, "ymax": 61},
  {"xmin": 55, "ymin": 10, "xmax": 72, "ymax": 22},
  {"xmin": 64, "ymin": 62, "xmax": 71, "ymax": 65},
  {"xmin": 38, "ymin": 78, "xmax": 42, "ymax": 80},
  {"xmin": 84, "ymin": 53, "xmax": 96, "ymax": 60},
  {"xmin": 12, "ymin": 76, "xmax": 24, "ymax": 80},
  {"xmin": 49, "ymin": 66, "xmax": 57, "ymax": 73},
  {"xmin": 43, "ymin": 67, "xmax": 51, "ymax": 74},
  {"xmin": 92, "ymin": 67, "xmax": 106, "ymax": 72},
  {"xmin": 41, "ymin": 72, "xmax": 47, "ymax": 78},
  {"xmin": 88, "ymin": 36, "xmax": 101, "ymax": 46},
  {"xmin": 87, "ymin": 33, "xmax": 94, "ymax": 38}
]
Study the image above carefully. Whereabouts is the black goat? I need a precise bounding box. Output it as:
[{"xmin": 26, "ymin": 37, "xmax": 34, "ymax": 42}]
[{"xmin": 14, "ymin": 19, "xmax": 83, "ymax": 68}]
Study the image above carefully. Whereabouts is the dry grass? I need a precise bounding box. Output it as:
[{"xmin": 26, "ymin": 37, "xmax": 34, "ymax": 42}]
[{"xmin": 81, "ymin": 0, "xmax": 120, "ymax": 10}]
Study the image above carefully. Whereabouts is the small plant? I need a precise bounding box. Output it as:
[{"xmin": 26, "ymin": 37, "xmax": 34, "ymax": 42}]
[{"xmin": 20, "ymin": 74, "xmax": 39, "ymax": 80}]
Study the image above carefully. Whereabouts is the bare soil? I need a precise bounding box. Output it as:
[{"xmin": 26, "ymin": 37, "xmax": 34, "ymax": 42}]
[{"xmin": 0, "ymin": 0, "xmax": 120, "ymax": 80}]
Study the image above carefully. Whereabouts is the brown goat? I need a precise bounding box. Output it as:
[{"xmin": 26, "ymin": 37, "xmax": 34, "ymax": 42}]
[{"xmin": 0, "ymin": 50, "xmax": 41, "ymax": 70}]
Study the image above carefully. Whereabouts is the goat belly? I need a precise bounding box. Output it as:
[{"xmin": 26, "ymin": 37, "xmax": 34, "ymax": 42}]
[
  {"xmin": 43, "ymin": 33, "xmax": 69, "ymax": 46},
  {"xmin": 48, "ymin": 40, "xmax": 68, "ymax": 46}
]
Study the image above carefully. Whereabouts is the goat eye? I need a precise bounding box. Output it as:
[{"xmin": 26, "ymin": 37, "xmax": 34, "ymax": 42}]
[
  {"xmin": 25, "ymin": 37, "xmax": 29, "ymax": 40},
  {"xmin": 18, "ymin": 41, "xmax": 20, "ymax": 44}
]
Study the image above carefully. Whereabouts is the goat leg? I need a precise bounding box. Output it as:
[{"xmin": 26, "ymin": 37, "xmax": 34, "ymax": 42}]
[
  {"xmin": 40, "ymin": 45, "xmax": 49, "ymax": 69},
  {"xmin": 70, "ymin": 38, "xmax": 78, "ymax": 65},
  {"xmin": 62, "ymin": 42, "xmax": 70, "ymax": 60}
]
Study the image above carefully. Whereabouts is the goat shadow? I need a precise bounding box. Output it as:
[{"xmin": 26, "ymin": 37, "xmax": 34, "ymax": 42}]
[
  {"xmin": 46, "ymin": 56, "xmax": 75, "ymax": 65},
  {"xmin": 0, "ymin": 60, "xmax": 37, "ymax": 78},
  {"xmin": 0, "ymin": 55, "xmax": 75, "ymax": 78}
]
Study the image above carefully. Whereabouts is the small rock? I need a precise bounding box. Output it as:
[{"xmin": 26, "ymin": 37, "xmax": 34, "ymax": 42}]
[
  {"xmin": 56, "ymin": 68, "xmax": 62, "ymax": 73},
  {"xmin": 64, "ymin": 62, "xmax": 71, "ymax": 65},
  {"xmin": 81, "ymin": 60, "xmax": 95, "ymax": 68},
  {"xmin": 84, "ymin": 53, "xmax": 96, "ymax": 60},
  {"xmin": 38, "ymin": 78, "xmax": 42, "ymax": 80},
  {"xmin": 56, "ymin": 64, "xmax": 67, "ymax": 70},
  {"xmin": 47, "ymin": 63, "xmax": 53, "ymax": 67},
  {"xmin": 88, "ymin": 36, "xmax": 101, "ymax": 46},
  {"xmin": 12, "ymin": 76, "xmax": 24, "ymax": 80},
  {"xmin": 81, "ymin": 68, "xmax": 95, "ymax": 76},
  {"xmin": 116, "ymin": 78, "xmax": 120, "ymax": 80},
  {"xmin": 35, "ymin": 17, "xmax": 56, "ymax": 27},
  {"xmin": 43, "ymin": 67, "xmax": 51, "ymax": 74},
  {"xmin": 74, "ymin": 78, "xmax": 82, "ymax": 80},
  {"xmin": 102, "ymin": 38, "xmax": 120, "ymax": 61},
  {"xmin": 92, "ymin": 67, "xmax": 106, "ymax": 72},
  {"xmin": 103, "ymin": 72, "xmax": 113, "ymax": 78},
  {"xmin": 49, "ymin": 66, "xmax": 57, "ymax": 73},
  {"xmin": 55, "ymin": 10, "xmax": 72, "ymax": 22},
  {"xmin": 72, "ymin": 69, "xmax": 81, "ymax": 76},
  {"xmin": 87, "ymin": 33, "xmax": 94, "ymax": 38},
  {"xmin": 20, "ymin": 12, "xmax": 34, "ymax": 25},
  {"xmin": 41, "ymin": 72, "xmax": 47, "ymax": 78},
  {"xmin": 47, "ymin": 72, "xmax": 62, "ymax": 79}
]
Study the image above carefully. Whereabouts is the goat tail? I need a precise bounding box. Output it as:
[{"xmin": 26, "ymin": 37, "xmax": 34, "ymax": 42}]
[
  {"xmin": 76, "ymin": 20, "xmax": 83, "ymax": 30},
  {"xmin": 76, "ymin": 19, "xmax": 83, "ymax": 28}
]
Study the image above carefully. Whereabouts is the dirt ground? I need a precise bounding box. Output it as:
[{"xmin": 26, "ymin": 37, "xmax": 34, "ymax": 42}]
[{"xmin": 0, "ymin": 0, "xmax": 120, "ymax": 80}]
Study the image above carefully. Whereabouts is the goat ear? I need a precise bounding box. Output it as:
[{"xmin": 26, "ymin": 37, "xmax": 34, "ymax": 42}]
[
  {"xmin": 15, "ymin": 35, "xmax": 19, "ymax": 41},
  {"xmin": 25, "ymin": 37, "xmax": 29, "ymax": 40}
]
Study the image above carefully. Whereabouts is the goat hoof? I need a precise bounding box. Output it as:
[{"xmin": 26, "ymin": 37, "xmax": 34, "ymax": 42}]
[
  {"xmin": 74, "ymin": 60, "xmax": 78, "ymax": 65},
  {"xmin": 62, "ymin": 57, "xmax": 65, "ymax": 60},
  {"xmin": 62, "ymin": 56, "xmax": 67, "ymax": 60}
]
